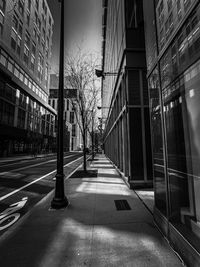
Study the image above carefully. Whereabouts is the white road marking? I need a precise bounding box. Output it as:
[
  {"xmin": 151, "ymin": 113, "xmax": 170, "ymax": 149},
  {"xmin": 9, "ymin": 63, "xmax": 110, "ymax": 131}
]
[
  {"xmin": 0, "ymin": 154, "xmax": 77, "ymax": 172},
  {"xmin": 0, "ymin": 156, "xmax": 83, "ymax": 202}
]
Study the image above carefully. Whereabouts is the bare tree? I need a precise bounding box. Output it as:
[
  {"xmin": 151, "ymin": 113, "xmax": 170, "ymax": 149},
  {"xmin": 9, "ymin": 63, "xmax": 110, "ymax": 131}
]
[
  {"xmin": 87, "ymin": 108, "xmax": 99, "ymax": 159},
  {"xmin": 65, "ymin": 49, "xmax": 100, "ymax": 171}
]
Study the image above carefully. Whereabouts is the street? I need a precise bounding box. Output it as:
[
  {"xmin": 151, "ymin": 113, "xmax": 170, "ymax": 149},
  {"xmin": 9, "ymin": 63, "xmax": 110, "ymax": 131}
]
[{"xmin": 0, "ymin": 152, "xmax": 83, "ymax": 235}]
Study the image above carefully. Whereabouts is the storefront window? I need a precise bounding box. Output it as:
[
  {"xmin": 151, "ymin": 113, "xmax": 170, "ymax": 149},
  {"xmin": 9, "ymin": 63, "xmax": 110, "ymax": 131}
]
[
  {"xmin": 149, "ymin": 68, "xmax": 167, "ymax": 215},
  {"xmin": 162, "ymin": 57, "xmax": 200, "ymax": 247}
]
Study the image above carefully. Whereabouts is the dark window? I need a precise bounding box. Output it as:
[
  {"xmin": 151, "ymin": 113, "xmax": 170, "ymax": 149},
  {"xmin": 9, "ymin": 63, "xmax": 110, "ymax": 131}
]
[
  {"xmin": 4, "ymin": 84, "xmax": 16, "ymax": 103},
  {"xmin": 72, "ymin": 124, "xmax": 76, "ymax": 136},
  {"xmin": 70, "ymin": 111, "xmax": 74, "ymax": 123},
  {"xmin": 0, "ymin": 99, "xmax": 15, "ymax": 126},
  {"xmin": 17, "ymin": 108, "xmax": 26, "ymax": 128},
  {"xmin": 24, "ymin": 45, "xmax": 29, "ymax": 65},
  {"xmin": 26, "ymin": 12, "xmax": 30, "ymax": 26},
  {"xmin": 19, "ymin": 93, "xmax": 26, "ymax": 108},
  {"xmin": 25, "ymin": 31, "xmax": 30, "ymax": 47}
]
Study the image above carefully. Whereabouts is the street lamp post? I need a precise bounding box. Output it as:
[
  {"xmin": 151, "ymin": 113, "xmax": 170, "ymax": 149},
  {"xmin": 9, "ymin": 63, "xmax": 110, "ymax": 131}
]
[{"xmin": 51, "ymin": 0, "xmax": 69, "ymax": 209}]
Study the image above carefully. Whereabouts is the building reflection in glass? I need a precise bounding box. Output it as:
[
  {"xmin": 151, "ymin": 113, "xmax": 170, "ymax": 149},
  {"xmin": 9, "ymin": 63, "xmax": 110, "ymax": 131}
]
[{"xmin": 149, "ymin": 68, "xmax": 167, "ymax": 216}]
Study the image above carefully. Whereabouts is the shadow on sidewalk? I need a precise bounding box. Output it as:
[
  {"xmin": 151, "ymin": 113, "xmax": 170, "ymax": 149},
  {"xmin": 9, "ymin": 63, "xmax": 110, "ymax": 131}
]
[{"xmin": 0, "ymin": 157, "xmax": 182, "ymax": 267}]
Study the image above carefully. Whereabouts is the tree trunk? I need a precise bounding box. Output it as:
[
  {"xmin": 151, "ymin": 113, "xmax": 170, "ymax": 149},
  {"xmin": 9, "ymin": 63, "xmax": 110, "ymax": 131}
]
[
  {"xmin": 92, "ymin": 130, "xmax": 94, "ymax": 160},
  {"xmin": 83, "ymin": 130, "xmax": 87, "ymax": 172}
]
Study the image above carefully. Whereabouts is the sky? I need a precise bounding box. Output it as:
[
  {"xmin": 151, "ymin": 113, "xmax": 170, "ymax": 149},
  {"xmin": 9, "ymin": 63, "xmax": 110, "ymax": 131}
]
[{"xmin": 47, "ymin": 0, "xmax": 102, "ymax": 74}]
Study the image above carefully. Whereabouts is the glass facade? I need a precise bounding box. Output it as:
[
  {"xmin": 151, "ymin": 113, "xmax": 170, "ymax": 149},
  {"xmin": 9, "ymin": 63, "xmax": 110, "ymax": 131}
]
[
  {"xmin": 102, "ymin": 0, "xmax": 125, "ymax": 120},
  {"xmin": 149, "ymin": 68, "xmax": 167, "ymax": 215},
  {"xmin": 0, "ymin": 77, "xmax": 56, "ymax": 156},
  {"xmin": 0, "ymin": 47, "xmax": 48, "ymax": 102},
  {"xmin": 145, "ymin": 0, "xmax": 200, "ymax": 261}
]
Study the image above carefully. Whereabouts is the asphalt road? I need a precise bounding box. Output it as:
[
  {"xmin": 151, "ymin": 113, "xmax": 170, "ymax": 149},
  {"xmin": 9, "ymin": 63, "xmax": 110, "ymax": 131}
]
[{"xmin": 0, "ymin": 152, "xmax": 83, "ymax": 235}]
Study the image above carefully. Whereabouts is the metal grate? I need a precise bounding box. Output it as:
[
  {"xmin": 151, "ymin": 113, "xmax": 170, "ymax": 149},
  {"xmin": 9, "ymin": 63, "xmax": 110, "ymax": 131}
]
[{"xmin": 114, "ymin": 199, "xmax": 131, "ymax": 211}]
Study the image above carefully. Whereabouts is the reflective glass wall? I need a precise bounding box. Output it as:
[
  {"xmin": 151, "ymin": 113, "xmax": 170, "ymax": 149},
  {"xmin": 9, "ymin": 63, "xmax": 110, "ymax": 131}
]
[
  {"xmin": 148, "ymin": 0, "xmax": 200, "ymax": 254},
  {"xmin": 149, "ymin": 68, "xmax": 167, "ymax": 216}
]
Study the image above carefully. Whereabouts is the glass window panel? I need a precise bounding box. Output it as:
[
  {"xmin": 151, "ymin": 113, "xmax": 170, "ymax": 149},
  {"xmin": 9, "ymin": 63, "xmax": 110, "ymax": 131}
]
[{"xmin": 149, "ymin": 68, "xmax": 167, "ymax": 215}]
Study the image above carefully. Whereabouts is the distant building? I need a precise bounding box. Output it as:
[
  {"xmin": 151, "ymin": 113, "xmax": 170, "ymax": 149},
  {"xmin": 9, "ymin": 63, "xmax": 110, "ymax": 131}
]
[
  {"xmin": 0, "ymin": 0, "xmax": 56, "ymax": 156},
  {"xmin": 143, "ymin": 0, "xmax": 200, "ymax": 265},
  {"xmin": 49, "ymin": 74, "xmax": 81, "ymax": 151},
  {"xmin": 101, "ymin": 0, "xmax": 152, "ymax": 188}
]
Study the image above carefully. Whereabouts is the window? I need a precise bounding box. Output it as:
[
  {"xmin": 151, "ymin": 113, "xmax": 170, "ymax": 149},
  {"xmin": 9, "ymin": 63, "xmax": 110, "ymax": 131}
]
[
  {"xmin": 18, "ymin": 21, "xmax": 22, "ymax": 37},
  {"xmin": 26, "ymin": 11, "xmax": 30, "ymax": 26},
  {"xmin": 52, "ymin": 99, "xmax": 55, "ymax": 109},
  {"xmin": 0, "ymin": 12, "xmax": 4, "ymax": 34},
  {"xmin": 25, "ymin": 31, "xmax": 30, "ymax": 47},
  {"xmin": 70, "ymin": 112, "xmax": 74, "ymax": 123},
  {"xmin": 49, "ymin": 16, "xmax": 52, "ymax": 26},
  {"xmin": 4, "ymin": 84, "xmax": 16, "ymax": 103},
  {"xmin": 0, "ymin": 100, "xmax": 15, "ymax": 126},
  {"xmin": 11, "ymin": 16, "xmax": 22, "ymax": 54},
  {"xmin": 72, "ymin": 124, "xmax": 76, "ymax": 136},
  {"xmin": 11, "ymin": 28, "xmax": 17, "ymax": 50},
  {"xmin": 30, "ymin": 54, "xmax": 35, "ymax": 71},
  {"xmin": 45, "ymin": 63, "xmax": 48, "ymax": 81},
  {"xmin": 24, "ymin": 45, "xmax": 29, "ymax": 65},
  {"xmin": 17, "ymin": 108, "xmax": 26, "ymax": 128},
  {"xmin": 38, "ymin": 53, "xmax": 44, "ymax": 81},
  {"xmin": 13, "ymin": 15, "xmax": 18, "ymax": 31},
  {"xmin": 7, "ymin": 58, "xmax": 14, "ymax": 73},
  {"xmin": 16, "ymin": 36, "xmax": 21, "ymax": 55},
  {"xmin": 0, "ymin": 0, "xmax": 5, "ymax": 34},
  {"xmin": 32, "ymin": 41, "xmax": 36, "ymax": 55},
  {"xmin": 19, "ymin": 93, "xmax": 26, "ymax": 108}
]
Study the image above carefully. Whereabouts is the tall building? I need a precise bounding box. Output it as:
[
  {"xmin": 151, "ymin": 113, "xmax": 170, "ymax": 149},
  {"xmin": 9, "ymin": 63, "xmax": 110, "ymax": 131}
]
[
  {"xmin": 0, "ymin": 0, "xmax": 56, "ymax": 156},
  {"xmin": 143, "ymin": 0, "xmax": 200, "ymax": 265},
  {"xmin": 102, "ymin": 0, "xmax": 152, "ymax": 188},
  {"xmin": 49, "ymin": 74, "xmax": 81, "ymax": 151}
]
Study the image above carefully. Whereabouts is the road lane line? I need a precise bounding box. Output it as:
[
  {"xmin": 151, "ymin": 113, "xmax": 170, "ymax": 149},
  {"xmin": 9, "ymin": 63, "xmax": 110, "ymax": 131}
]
[
  {"xmin": 0, "ymin": 154, "xmax": 78, "ymax": 172},
  {"xmin": 0, "ymin": 156, "xmax": 83, "ymax": 202}
]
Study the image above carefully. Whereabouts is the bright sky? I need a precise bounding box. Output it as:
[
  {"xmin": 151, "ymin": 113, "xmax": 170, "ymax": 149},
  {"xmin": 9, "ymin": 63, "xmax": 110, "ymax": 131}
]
[{"xmin": 47, "ymin": 0, "xmax": 102, "ymax": 74}]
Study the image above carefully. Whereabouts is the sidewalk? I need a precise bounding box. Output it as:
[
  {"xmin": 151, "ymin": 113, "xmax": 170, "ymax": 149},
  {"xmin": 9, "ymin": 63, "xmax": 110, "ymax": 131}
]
[{"xmin": 0, "ymin": 154, "xmax": 184, "ymax": 267}]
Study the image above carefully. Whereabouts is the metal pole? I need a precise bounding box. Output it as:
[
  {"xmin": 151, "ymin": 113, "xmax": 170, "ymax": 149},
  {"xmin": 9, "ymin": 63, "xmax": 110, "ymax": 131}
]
[{"xmin": 51, "ymin": 0, "xmax": 69, "ymax": 209}]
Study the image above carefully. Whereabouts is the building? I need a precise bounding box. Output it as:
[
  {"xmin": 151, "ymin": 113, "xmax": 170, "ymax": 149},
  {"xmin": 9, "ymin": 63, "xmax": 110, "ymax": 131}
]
[
  {"xmin": 49, "ymin": 74, "xmax": 81, "ymax": 151},
  {"xmin": 143, "ymin": 0, "xmax": 200, "ymax": 265},
  {"xmin": 0, "ymin": 0, "xmax": 56, "ymax": 156},
  {"xmin": 101, "ymin": 0, "xmax": 153, "ymax": 188}
]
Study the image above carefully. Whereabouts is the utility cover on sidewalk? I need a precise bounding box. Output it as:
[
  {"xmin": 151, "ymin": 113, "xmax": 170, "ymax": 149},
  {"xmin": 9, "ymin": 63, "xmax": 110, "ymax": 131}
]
[{"xmin": 114, "ymin": 199, "xmax": 131, "ymax": 210}]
